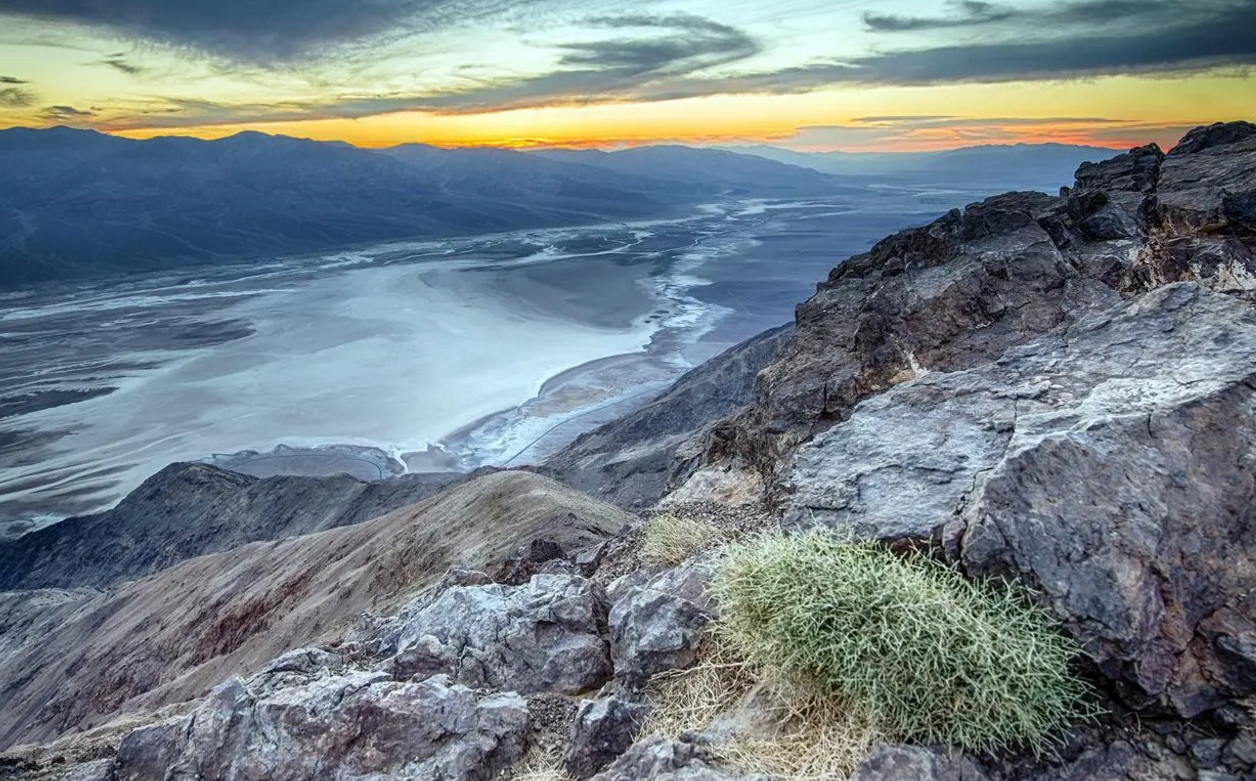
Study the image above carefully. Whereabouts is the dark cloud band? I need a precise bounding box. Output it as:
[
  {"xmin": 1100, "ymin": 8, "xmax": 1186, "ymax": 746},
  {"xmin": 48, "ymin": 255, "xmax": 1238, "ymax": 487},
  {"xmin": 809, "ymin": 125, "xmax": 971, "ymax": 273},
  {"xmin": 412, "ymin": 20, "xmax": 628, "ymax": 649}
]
[{"xmin": 0, "ymin": 0, "xmax": 524, "ymax": 63}]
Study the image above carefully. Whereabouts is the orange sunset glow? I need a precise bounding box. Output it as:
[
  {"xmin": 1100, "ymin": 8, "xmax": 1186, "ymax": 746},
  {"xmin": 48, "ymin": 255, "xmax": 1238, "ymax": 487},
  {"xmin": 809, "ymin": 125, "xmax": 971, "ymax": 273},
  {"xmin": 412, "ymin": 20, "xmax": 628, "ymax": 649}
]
[{"xmin": 1, "ymin": 1, "xmax": 1252, "ymax": 152}]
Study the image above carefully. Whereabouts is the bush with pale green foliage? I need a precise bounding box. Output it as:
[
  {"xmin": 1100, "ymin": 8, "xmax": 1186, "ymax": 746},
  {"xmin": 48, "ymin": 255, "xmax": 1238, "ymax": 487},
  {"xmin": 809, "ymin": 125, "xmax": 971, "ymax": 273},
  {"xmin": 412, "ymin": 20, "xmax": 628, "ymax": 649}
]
[
  {"xmin": 710, "ymin": 532, "xmax": 1093, "ymax": 755},
  {"xmin": 640, "ymin": 513, "xmax": 725, "ymax": 569}
]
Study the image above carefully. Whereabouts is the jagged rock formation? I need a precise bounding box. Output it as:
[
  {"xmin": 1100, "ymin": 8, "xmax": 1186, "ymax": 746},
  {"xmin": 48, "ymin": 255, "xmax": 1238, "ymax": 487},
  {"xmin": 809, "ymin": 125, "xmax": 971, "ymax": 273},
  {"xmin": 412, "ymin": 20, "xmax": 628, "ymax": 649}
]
[
  {"xmin": 544, "ymin": 324, "xmax": 793, "ymax": 511},
  {"xmin": 380, "ymin": 574, "xmax": 613, "ymax": 695},
  {"xmin": 111, "ymin": 672, "xmax": 529, "ymax": 781},
  {"xmin": 669, "ymin": 121, "xmax": 1256, "ymax": 719},
  {"xmin": 673, "ymin": 120, "xmax": 1256, "ymax": 506},
  {"xmin": 0, "ymin": 463, "xmax": 460, "ymax": 590},
  {"xmin": 0, "ymin": 471, "xmax": 629, "ymax": 750}
]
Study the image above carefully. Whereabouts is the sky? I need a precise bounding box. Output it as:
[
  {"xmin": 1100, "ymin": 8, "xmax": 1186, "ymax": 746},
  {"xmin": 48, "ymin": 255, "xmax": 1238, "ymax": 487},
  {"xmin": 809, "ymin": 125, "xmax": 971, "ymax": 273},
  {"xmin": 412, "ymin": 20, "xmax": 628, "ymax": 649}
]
[{"xmin": 0, "ymin": 0, "xmax": 1252, "ymax": 151}]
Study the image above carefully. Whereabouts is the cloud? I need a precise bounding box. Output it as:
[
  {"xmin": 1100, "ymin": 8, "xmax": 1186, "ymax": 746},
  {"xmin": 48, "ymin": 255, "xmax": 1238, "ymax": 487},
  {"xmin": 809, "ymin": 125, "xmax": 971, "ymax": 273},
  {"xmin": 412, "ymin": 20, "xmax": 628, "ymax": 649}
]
[
  {"xmin": 0, "ymin": 75, "xmax": 29, "ymax": 83},
  {"xmin": 98, "ymin": 53, "xmax": 143, "ymax": 75},
  {"xmin": 851, "ymin": 115, "xmax": 1129, "ymax": 128},
  {"xmin": 0, "ymin": 0, "xmax": 536, "ymax": 64},
  {"xmin": 863, "ymin": 1, "xmax": 1016, "ymax": 31},
  {"xmin": 41, "ymin": 104, "xmax": 96, "ymax": 118},
  {"xmin": 91, "ymin": 12, "xmax": 762, "ymax": 122},
  {"xmin": 759, "ymin": 1, "xmax": 1256, "ymax": 88},
  {"xmin": 55, "ymin": 0, "xmax": 1255, "ymax": 131},
  {"xmin": 862, "ymin": 0, "xmax": 1200, "ymax": 33},
  {"xmin": 0, "ymin": 87, "xmax": 34, "ymax": 107}
]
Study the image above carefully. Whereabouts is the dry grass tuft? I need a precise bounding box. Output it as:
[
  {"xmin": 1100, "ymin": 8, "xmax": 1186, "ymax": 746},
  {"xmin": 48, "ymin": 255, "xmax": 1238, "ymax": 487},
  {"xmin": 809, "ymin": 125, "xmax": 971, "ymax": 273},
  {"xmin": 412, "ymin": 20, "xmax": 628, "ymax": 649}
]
[
  {"xmin": 640, "ymin": 631, "xmax": 885, "ymax": 781},
  {"xmin": 640, "ymin": 632, "xmax": 754, "ymax": 739},
  {"xmin": 640, "ymin": 513, "xmax": 727, "ymax": 569},
  {"xmin": 721, "ymin": 697, "xmax": 885, "ymax": 781},
  {"xmin": 510, "ymin": 745, "xmax": 571, "ymax": 781}
]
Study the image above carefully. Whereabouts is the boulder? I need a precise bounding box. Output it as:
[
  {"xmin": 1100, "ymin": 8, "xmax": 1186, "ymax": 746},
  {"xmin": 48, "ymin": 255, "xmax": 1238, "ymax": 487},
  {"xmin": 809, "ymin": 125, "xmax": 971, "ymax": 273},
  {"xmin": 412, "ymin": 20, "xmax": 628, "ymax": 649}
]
[
  {"xmin": 113, "ymin": 672, "xmax": 528, "ymax": 781},
  {"xmin": 385, "ymin": 573, "xmax": 612, "ymax": 695},
  {"xmin": 1158, "ymin": 121, "xmax": 1256, "ymax": 236},
  {"xmin": 564, "ymin": 697, "xmax": 651, "ymax": 779},
  {"xmin": 609, "ymin": 561, "xmax": 714, "ymax": 685}
]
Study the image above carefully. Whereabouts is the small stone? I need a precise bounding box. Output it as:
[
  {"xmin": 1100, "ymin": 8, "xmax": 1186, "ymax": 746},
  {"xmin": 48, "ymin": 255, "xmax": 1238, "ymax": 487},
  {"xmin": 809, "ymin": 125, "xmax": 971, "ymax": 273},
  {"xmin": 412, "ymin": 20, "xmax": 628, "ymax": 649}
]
[
  {"xmin": 1224, "ymin": 735, "xmax": 1256, "ymax": 767},
  {"xmin": 1192, "ymin": 738, "xmax": 1227, "ymax": 769}
]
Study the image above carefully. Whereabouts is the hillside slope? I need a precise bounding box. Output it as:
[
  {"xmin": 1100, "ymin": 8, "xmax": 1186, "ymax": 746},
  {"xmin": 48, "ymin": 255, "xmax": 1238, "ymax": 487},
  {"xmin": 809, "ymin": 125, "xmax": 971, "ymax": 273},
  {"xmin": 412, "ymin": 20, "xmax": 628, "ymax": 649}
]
[
  {"xmin": 0, "ymin": 470, "xmax": 630, "ymax": 750},
  {"xmin": 0, "ymin": 464, "xmax": 459, "ymax": 591}
]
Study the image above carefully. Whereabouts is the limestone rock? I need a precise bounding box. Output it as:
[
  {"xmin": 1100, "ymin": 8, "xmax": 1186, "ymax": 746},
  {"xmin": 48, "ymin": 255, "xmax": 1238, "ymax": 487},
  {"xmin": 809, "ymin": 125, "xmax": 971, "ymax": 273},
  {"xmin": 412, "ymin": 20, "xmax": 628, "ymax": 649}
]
[
  {"xmin": 678, "ymin": 123, "xmax": 1256, "ymax": 509},
  {"xmin": 385, "ymin": 573, "xmax": 612, "ymax": 695}
]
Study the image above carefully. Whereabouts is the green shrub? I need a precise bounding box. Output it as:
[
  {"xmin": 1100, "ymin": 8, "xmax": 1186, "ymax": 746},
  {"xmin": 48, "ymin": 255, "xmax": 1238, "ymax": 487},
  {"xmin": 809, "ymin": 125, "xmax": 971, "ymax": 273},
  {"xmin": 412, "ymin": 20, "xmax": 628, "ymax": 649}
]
[{"xmin": 710, "ymin": 532, "xmax": 1092, "ymax": 755}]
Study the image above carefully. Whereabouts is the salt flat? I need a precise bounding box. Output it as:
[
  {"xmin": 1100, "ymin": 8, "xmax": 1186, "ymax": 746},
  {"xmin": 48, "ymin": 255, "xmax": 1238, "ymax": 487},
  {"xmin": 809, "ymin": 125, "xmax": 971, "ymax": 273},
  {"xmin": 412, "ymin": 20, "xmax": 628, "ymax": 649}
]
[{"xmin": 0, "ymin": 193, "xmax": 948, "ymax": 533}]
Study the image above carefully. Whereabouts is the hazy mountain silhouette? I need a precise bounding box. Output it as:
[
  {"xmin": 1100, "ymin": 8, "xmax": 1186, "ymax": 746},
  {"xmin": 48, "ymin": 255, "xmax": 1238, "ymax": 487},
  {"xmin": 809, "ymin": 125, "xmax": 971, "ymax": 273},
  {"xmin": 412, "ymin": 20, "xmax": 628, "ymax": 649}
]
[
  {"xmin": 0, "ymin": 128, "xmax": 843, "ymax": 288},
  {"xmin": 724, "ymin": 142, "xmax": 1118, "ymax": 192},
  {"xmin": 532, "ymin": 144, "xmax": 856, "ymax": 196}
]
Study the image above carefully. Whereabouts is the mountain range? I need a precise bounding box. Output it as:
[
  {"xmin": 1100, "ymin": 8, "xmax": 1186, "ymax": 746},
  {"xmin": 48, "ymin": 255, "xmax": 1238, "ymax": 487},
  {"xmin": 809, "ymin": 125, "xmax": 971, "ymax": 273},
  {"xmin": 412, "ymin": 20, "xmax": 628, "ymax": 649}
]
[
  {"xmin": 0, "ymin": 127, "xmax": 1115, "ymax": 288},
  {"xmin": 724, "ymin": 141, "xmax": 1115, "ymax": 191}
]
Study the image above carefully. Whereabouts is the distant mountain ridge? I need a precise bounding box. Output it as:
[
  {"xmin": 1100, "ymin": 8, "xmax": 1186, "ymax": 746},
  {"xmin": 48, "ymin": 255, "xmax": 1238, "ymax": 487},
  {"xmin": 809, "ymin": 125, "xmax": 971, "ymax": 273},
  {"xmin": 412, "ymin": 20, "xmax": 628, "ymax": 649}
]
[
  {"xmin": 722, "ymin": 141, "xmax": 1119, "ymax": 191},
  {"xmin": 0, "ymin": 128, "xmax": 845, "ymax": 289}
]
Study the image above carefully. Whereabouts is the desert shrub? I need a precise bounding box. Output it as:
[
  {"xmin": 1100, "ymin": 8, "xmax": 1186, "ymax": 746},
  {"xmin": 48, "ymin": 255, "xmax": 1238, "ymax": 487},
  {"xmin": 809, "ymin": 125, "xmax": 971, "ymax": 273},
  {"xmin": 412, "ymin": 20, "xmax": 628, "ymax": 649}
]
[
  {"xmin": 709, "ymin": 532, "xmax": 1092, "ymax": 755},
  {"xmin": 640, "ymin": 513, "xmax": 726, "ymax": 569}
]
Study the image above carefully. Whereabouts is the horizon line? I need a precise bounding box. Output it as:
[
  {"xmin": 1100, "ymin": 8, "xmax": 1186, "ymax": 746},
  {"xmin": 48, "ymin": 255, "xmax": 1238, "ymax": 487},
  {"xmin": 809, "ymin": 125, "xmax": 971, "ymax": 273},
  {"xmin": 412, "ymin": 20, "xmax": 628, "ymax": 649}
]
[{"xmin": 0, "ymin": 122, "xmax": 1141, "ymax": 155}]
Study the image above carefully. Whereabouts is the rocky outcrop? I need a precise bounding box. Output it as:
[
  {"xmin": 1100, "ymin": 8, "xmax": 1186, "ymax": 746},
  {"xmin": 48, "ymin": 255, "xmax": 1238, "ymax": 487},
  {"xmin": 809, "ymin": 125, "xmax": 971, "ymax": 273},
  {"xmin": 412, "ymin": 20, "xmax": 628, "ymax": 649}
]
[
  {"xmin": 0, "ymin": 471, "xmax": 630, "ymax": 750},
  {"xmin": 677, "ymin": 121, "xmax": 1256, "ymax": 507},
  {"xmin": 2, "ymin": 555, "xmax": 723, "ymax": 780},
  {"xmin": 112, "ymin": 671, "xmax": 528, "ymax": 781},
  {"xmin": 670, "ymin": 122, "xmax": 1256, "ymax": 719},
  {"xmin": 545, "ymin": 324, "xmax": 792, "ymax": 511},
  {"xmin": 0, "ymin": 462, "xmax": 460, "ymax": 590},
  {"xmin": 381, "ymin": 574, "xmax": 612, "ymax": 695},
  {"xmin": 609, "ymin": 560, "xmax": 714, "ymax": 686}
]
